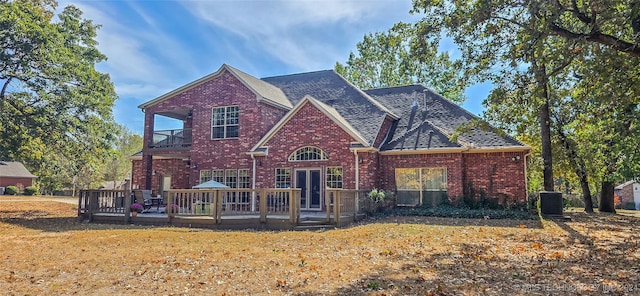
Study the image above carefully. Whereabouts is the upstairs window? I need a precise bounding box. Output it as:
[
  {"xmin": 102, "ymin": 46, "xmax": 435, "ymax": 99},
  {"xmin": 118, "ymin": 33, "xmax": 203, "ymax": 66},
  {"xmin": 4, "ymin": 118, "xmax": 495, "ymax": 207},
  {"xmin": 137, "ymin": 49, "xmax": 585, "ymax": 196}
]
[
  {"xmin": 212, "ymin": 106, "xmax": 239, "ymax": 139},
  {"xmin": 288, "ymin": 146, "xmax": 328, "ymax": 161}
]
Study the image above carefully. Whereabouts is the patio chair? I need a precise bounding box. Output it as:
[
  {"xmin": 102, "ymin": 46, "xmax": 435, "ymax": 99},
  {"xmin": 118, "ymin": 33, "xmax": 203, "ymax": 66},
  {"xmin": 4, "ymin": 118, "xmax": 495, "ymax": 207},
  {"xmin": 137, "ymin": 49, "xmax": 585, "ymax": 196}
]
[{"xmin": 133, "ymin": 190, "xmax": 154, "ymax": 211}]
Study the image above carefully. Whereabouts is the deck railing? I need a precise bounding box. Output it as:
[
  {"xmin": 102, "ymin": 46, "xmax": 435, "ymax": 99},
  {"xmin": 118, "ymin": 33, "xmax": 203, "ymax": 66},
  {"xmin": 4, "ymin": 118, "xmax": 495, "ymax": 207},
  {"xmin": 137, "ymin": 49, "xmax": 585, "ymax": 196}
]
[
  {"xmin": 78, "ymin": 190, "xmax": 132, "ymax": 223},
  {"xmin": 150, "ymin": 128, "xmax": 192, "ymax": 149},
  {"xmin": 325, "ymin": 189, "xmax": 365, "ymax": 224},
  {"xmin": 79, "ymin": 188, "xmax": 368, "ymax": 226},
  {"xmin": 164, "ymin": 188, "xmax": 301, "ymax": 224}
]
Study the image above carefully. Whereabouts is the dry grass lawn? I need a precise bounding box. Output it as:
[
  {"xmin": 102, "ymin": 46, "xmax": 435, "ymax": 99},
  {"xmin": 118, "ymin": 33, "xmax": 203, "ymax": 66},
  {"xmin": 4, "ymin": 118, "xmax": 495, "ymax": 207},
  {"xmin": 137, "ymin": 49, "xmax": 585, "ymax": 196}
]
[{"xmin": 1, "ymin": 196, "xmax": 639, "ymax": 295}]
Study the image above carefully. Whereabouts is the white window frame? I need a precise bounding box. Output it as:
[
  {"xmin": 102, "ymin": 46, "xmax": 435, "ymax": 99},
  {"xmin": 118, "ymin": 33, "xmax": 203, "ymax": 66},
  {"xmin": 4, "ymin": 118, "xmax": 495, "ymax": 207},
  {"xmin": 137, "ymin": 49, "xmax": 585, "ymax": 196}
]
[
  {"xmin": 288, "ymin": 146, "xmax": 328, "ymax": 161},
  {"xmin": 199, "ymin": 170, "xmax": 212, "ymax": 184},
  {"xmin": 212, "ymin": 170, "xmax": 224, "ymax": 183},
  {"xmin": 326, "ymin": 167, "xmax": 343, "ymax": 189},
  {"xmin": 211, "ymin": 106, "xmax": 239, "ymax": 139},
  {"xmin": 275, "ymin": 168, "xmax": 291, "ymax": 188}
]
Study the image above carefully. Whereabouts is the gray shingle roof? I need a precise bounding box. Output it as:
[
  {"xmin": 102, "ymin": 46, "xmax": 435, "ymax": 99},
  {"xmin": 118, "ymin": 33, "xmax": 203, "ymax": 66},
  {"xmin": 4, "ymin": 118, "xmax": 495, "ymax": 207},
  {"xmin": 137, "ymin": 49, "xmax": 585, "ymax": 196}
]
[
  {"xmin": 262, "ymin": 70, "xmax": 395, "ymax": 146},
  {"xmin": 365, "ymin": 85, "xmax": 526, "ymax": 151},
  {"xmin": 225, "ymin": 65, "xmax": 292, "ymax": 109},
  {"xmin": 0, "ymin": 161, "xmax": 37, "ymax": 178}
]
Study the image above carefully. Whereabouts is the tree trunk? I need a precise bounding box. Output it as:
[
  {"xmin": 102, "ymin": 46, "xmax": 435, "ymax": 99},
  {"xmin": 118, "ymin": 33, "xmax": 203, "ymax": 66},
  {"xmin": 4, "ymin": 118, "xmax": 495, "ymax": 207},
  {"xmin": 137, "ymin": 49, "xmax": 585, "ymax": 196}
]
[
  {"xmin": 579, "ymin": 175, "xmax": 594, "ymax": 213},
  {"xmin": 537, "ymin": 67, "xmax": 554, "ymax": 192},
  {"xmin": 599, "ymin": 180, "xmax": 616, "ymax": 213},
  {"xmin": 555, "ymin": 125, "xmax": 594, "ymax": 213}
]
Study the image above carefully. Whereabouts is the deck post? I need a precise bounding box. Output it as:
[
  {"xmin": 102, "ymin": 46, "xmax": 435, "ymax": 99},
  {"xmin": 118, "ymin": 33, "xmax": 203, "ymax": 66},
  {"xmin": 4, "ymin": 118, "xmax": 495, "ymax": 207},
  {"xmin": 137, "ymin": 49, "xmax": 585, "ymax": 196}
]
[
  {"xmin": 294, "ymin": 189, "xmax": 300, "ymax": 224},
  {"xmin": 215, "ymin": 189, "xmax": 223, "ymax": 224},
  {"xmin": 77, "ymin": 191, "xmax": 86, "ymax": 219},
  {"xmin": 124, "ymin": 182, "xmax": 132, "ymax": 224},
  {"xmin": 259, "ymin": 189, "xmax": 266, "ymax": 223},
  {"xmin": 89, "ymin": 190, "xmax": 99, "ymax": 222},
  {"xmin": 325, "ymin": 190, "xmax": 332, "ymax": 222}
]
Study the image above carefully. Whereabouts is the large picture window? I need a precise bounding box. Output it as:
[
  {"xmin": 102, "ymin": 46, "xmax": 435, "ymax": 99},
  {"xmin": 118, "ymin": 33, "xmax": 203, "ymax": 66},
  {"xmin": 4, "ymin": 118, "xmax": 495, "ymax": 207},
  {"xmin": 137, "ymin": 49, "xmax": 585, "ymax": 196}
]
[
  {"xmin": 395, "ymin": 167, "xmax": 447, "ymax": 206},
  {"xmin": 275, "ymin": 168, "xmax": 291, "ymax": 188},
  {"xmin": 326, "ymin": 167, "xmax": 343, "ymax": 189},
  {"xmin": 212, "ymin": 106, "xmax": 239, "ymax": 139}
]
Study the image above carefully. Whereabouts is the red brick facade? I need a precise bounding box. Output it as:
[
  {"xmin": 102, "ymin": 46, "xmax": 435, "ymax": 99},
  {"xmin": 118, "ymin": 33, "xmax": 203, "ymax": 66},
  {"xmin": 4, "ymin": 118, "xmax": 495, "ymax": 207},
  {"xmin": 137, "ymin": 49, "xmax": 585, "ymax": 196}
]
[
  {"xmin": 131, "ymin": 66, "xmax": 529, "ymax": 206},
  {"xmin": 255, "ymin": 101, "xmax": 358, "ymax": 189},
  {"xmin": 0, "ymin": 177, "xmax": 34, "ymax": 190}
]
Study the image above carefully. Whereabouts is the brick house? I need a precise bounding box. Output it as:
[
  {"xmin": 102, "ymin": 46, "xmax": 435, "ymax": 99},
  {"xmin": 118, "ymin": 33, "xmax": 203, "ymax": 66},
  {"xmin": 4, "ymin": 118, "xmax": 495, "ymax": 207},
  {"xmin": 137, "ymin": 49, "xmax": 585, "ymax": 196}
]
[
  {"xmin": 131, "ymin": 64, "xmax": 530, "ymax": 210},
  {"xmin": 0, "ymin": 161, "xmax": 37, "ymax": 191},
  {"xmin": 614, "ymin": 180, "xmax": 640, "ymax": 210}
]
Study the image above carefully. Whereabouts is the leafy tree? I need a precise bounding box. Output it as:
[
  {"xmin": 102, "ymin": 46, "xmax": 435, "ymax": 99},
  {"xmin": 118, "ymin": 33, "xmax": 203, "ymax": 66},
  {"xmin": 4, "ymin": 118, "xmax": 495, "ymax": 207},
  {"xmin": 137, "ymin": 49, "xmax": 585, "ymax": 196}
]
[
  {"xmin": 0, "ymin": 0, "xmax": 118, "ymax": 194},
  {"xmin": 102, "ymin": 125, "xmax": 143, "ymax": 188},
  {"xmin": 410, "ymin": 0, "xmax": 640, "ymax": 213},
  {"xmin": 335, "ymin": 22, "xmax": 468, "ymax": 103}
]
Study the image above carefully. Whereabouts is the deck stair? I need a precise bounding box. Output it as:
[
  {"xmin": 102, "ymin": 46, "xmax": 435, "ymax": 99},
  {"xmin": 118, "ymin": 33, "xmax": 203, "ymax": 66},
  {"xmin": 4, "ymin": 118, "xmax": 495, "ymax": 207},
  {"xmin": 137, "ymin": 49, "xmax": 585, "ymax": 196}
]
[{"xmin": 294, "ymin": 216, "xmax": 336, "ymax": 231}]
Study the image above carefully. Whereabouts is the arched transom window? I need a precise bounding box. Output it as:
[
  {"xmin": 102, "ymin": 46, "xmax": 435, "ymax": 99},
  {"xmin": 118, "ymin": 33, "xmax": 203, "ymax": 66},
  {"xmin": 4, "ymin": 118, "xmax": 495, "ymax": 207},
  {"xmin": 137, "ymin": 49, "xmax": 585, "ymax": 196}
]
[{"xmin": 288, "ymin": 146, "xmax": 328, "ymax": 161}]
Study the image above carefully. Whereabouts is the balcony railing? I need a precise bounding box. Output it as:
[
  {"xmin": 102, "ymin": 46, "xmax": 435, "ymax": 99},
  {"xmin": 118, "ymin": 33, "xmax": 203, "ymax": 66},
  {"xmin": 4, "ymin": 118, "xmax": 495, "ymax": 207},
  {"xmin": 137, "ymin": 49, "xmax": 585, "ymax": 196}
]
[{"xmin": 150, "ymin": 128, "xmax": 192, "ymax": 149}]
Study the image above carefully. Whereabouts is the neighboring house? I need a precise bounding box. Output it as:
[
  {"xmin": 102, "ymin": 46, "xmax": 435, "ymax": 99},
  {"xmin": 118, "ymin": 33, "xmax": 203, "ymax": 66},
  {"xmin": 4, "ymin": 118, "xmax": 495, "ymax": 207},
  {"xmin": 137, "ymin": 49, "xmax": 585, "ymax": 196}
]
[
  {"xmin": 131, "ymin": 64, "xmax": 530, "ymax": 210},
  {"xmin": 614, "ymin": 180, "xmax": 640, "ymax": 210},
  {"xmin": 0, "ymin": 161, "xmax": 37, "ymax": 191}
]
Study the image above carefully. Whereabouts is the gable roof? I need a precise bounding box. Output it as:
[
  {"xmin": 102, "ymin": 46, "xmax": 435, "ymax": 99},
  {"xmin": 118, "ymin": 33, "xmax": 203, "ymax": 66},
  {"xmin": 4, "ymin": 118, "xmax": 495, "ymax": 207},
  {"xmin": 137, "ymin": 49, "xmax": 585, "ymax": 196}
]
[
  {"xmin": 365, "ymin": 85, "xmax": 529, "ymax": 152},
  {"xmin": 615, "ymin": 180, "xmax": 637, "ymax": 190},
  {"xmin": 0, "ymin": 161, "xmax": 37, "ymax": 178},
  {"xmin": 138, "ymin": 64, "xmax": 291, "ymax": 110},
  {"xmin": 250, "ymin": 95, "xmax": 369, "ymax": 153},
  {"xmin": 262, "ymin": 70, "xmax": 397, "ymax": 146}
]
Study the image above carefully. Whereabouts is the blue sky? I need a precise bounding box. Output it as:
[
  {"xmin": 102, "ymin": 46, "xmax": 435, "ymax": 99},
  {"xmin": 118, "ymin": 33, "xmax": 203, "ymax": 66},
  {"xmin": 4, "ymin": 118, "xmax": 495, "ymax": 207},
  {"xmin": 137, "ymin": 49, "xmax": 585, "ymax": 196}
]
[{"xmin": 59, "ymin": 0, "xmax": 488, "ymax": 135}]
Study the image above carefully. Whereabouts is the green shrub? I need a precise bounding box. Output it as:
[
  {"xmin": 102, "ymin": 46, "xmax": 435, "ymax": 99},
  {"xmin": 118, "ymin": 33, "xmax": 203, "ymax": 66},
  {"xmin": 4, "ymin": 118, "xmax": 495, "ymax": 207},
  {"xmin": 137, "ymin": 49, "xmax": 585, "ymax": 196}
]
[
  {"xmin": 392, "ymin": 204, "xmax": 538, "ymax": 220},
  {"xmin": 24, "ymin": 186, "xmax": 39, "ymax": 196},
  {"xmin": 4, "ymin": 186, "xmax": 19, "ymax": 195},
  {"xmin": 363, "ymin": 189, "xmax": 394, "ymax": 215}
]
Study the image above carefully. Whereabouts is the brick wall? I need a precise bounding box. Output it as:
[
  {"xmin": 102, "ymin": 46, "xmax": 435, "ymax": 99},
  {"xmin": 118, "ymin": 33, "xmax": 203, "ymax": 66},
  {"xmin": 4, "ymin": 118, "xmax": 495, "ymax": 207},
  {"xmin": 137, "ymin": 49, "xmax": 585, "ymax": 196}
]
[
  {"xmin": 255, "ymin": 101, "xmax": 358, "ymax": 189},
  {"xmin": 0, "ymin": 177, "xmax": 33, "ymax": 189},
  {"xmin": 136, "ymin": 70, "xmax": 287, "ymax": 192},
  {"xmin": 463, "ymin": 152, "xmax": 528, "ymax": 202},
  {"xmin": 377, "ymin": 151, "xmax": 527, "ymax": 202},
  {"xmin": 379, "ymin": 153, "xmax": 465, "ymax": 197},
  {"xmin": 373, "ymin": 116, "xmax": 394, "ymax": 148},
  {"xmin": 617, "ymin": 183, "xmax": 635, "ymax": 205}
]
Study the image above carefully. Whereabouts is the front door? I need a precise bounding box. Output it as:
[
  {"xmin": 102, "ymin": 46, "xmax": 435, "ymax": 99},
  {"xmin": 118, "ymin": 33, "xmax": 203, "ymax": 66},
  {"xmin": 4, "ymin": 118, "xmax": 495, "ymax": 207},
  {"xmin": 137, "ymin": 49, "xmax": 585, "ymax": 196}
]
[{"xmin": 296, "ymin": 169, "xmax": 321, "ymax": 211}]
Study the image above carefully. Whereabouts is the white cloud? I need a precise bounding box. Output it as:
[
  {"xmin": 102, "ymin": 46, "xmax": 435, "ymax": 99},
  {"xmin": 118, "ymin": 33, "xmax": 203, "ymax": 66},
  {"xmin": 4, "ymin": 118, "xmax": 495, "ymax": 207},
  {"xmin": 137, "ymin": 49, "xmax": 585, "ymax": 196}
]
[
  {"xmin": 59, "ymin": 0, "xmax": 201, "ymax": 102},
  {"xmin": 180, "ymin": 0, "xmax": 413, "ymax": 71}
]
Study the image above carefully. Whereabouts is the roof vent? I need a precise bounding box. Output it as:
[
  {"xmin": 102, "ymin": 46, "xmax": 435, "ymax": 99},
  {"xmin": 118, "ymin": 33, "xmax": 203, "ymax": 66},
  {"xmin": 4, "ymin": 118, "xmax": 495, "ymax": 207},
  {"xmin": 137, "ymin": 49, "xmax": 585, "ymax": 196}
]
[
  {"xmin": 411, "ymin": 91, "xmax": 419, "ymax": 109},
  {"xmin": 0, "ymin": 161, "xmax": 6, "ymax": 165}
]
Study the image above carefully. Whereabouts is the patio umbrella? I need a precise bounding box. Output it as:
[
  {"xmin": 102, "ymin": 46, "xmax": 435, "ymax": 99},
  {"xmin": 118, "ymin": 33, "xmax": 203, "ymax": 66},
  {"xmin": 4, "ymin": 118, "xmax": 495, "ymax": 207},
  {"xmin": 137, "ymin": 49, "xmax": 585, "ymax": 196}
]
[{"xmin": 193, "ymin": 180, "xmax": 229, "ymax": 189}]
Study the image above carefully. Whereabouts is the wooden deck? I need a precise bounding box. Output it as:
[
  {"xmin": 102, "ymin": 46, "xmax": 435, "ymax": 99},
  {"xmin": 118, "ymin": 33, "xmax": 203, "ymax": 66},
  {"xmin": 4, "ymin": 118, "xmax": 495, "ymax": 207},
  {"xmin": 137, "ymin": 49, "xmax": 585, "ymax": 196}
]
[{"xmin": 79, "ymin": 189, "xmax": 366, "ymax": 230}]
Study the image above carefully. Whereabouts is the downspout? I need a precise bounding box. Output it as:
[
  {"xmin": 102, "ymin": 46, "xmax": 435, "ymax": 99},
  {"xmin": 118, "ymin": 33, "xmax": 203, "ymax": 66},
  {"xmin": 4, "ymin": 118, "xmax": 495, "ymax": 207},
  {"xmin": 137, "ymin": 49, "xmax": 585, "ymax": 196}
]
[
  {"xmin": 524, "ymin": 151, "xmax": 532, "ymax": 203},
  {"xmin": 251, "ymin": 154, "xmax": 257, "ymax": 212},
  {"xmin": 354, "ymin": 150, "xmax": 360, "ymax": 192},
  {"xmin": 354, "ymin": 150, "xmax": 360, "ymax": 214}
]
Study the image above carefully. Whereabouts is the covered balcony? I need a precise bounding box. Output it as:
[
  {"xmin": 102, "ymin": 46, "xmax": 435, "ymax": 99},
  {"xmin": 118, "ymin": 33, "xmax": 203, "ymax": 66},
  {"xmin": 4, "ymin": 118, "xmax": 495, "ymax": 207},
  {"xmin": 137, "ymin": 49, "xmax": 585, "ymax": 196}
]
[
  {"xmin": 147, "ymin": 108, "xmax": 192, "ymax": 150},
  {"xmin": 151, "ymin": 128, "xmax": 192, "ymax": 149}
]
